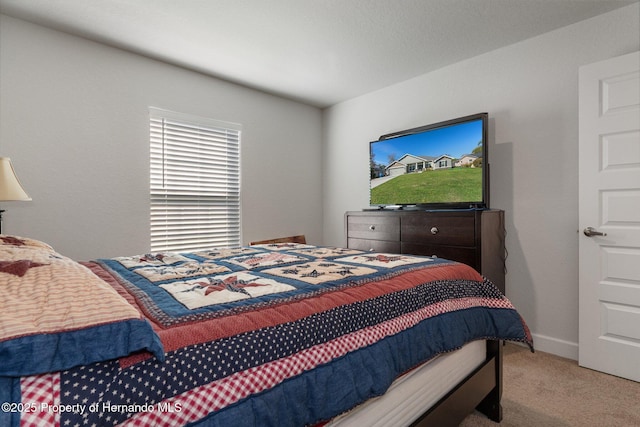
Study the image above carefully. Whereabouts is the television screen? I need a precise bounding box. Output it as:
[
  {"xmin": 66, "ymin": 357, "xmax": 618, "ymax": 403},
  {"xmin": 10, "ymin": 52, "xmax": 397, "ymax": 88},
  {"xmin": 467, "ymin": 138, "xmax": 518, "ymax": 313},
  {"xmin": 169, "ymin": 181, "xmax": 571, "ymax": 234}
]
[{"xmin": 369, "ymin": 113, "xmax": 488, "ymax": 209}]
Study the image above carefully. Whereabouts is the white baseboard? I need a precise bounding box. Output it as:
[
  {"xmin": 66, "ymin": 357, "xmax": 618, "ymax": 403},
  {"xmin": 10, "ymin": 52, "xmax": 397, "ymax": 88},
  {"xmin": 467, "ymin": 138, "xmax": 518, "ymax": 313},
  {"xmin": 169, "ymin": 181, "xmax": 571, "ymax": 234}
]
[{"xmin": 528, "ymin": 333, "xmax": 578, "ymax": 360}]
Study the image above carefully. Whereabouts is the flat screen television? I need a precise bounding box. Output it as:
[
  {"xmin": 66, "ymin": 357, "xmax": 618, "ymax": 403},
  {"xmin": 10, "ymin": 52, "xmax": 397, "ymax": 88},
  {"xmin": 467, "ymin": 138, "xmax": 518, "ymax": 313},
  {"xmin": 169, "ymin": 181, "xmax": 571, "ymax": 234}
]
[{"xmin": 369, "ymin": 112, "xmax": 488, "ymax": 209}]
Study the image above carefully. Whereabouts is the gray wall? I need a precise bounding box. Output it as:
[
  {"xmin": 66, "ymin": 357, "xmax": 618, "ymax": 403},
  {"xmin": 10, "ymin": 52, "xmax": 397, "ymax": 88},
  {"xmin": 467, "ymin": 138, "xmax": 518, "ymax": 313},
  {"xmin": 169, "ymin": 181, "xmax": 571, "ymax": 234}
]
[
  {"xmin": 0, "ymin": 14, "xmax": 324, "ymax": 260},
  {"xmin": 321, "ymin": 3, "xmax": 640, "ymax": 359}
]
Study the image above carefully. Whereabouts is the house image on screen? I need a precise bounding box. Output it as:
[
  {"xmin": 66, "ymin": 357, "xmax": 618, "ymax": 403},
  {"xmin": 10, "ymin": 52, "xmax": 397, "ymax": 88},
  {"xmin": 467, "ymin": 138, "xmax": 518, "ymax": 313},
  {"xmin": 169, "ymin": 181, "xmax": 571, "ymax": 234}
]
[
  {"xmin": 385, "ymin": 154, "xmax": 434, "ymax": 177},
  {"xmin": 455, "ymin": 154, "xmax": 479, "ymax": 167},
  {"xmin": 432, "ymin": 155, "xmax": 456, "ymax": 170},
  {"xmin": 383, "ymin": 152, "xmax": 482, "ymax": 178}
]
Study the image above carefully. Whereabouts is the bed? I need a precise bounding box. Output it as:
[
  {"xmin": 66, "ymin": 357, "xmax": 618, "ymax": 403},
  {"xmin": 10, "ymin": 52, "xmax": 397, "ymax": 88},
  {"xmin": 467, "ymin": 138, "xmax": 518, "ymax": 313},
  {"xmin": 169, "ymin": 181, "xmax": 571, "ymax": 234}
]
[{"xmin": 0, "ymin": 235, "xmax": 532, "ymax": 427}]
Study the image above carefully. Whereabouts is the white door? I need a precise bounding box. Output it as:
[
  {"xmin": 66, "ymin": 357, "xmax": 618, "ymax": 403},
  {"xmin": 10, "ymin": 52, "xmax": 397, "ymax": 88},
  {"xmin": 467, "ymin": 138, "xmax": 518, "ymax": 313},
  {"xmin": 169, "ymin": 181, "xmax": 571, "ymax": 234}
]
[{"xmin": 578, "ymin": 51, "xmax": 640, "ymax": 382}]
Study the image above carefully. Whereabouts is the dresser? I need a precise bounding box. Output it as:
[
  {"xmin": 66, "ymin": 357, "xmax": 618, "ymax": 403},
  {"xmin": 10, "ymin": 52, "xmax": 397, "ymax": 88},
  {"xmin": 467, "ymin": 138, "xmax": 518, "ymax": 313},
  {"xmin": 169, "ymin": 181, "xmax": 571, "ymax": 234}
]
[{"xmin": 345, "ymin": 209, "xmax": 506, "ymax": 293}]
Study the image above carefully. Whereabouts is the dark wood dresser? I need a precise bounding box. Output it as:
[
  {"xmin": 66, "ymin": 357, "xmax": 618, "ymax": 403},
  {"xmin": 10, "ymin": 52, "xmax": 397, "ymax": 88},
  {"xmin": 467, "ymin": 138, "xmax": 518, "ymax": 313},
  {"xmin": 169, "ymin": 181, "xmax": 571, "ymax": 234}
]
[{"xmin": 345, "ymin": 209, "xmax": 506, "ymax": 293}]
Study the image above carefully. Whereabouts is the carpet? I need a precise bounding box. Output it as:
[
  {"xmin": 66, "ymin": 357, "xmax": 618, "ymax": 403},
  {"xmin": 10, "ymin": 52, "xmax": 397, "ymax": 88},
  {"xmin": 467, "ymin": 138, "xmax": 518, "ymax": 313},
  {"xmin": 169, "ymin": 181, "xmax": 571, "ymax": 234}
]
[{"xmin": 459, "ymin": 343, "xmax": 640, "ymax": 427}]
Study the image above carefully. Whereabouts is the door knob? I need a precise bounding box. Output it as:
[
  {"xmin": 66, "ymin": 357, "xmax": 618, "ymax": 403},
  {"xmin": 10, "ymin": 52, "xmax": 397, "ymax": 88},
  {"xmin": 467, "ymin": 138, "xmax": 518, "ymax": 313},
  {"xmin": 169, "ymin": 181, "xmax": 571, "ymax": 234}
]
[{"xmin": 583, "ymin": 227, "xmax": 607, "ymax": 237}]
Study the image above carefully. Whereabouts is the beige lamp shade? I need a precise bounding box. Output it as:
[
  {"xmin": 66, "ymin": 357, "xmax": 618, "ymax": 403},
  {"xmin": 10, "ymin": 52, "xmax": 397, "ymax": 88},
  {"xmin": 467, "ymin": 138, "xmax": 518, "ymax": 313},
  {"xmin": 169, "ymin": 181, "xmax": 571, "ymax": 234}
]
[{"xmin": 0, "ymin": 157, "xmax": 31, "ymax": 201}]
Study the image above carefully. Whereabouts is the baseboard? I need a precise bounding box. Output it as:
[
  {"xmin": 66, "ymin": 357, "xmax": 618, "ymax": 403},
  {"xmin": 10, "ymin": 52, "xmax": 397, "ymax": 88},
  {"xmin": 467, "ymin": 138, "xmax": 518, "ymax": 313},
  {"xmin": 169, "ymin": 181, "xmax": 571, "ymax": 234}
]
[{"xmin": 529, "ymin": 333, "xmax": 578, "ymax": 360}]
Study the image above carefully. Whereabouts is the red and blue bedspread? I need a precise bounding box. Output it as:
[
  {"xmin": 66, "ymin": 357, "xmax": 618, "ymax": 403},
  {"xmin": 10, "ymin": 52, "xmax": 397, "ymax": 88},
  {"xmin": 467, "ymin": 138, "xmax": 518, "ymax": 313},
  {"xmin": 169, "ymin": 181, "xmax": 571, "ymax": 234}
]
[{"xmin": 2, "ymin": 243, "xmax": 532, "ymax": 427}]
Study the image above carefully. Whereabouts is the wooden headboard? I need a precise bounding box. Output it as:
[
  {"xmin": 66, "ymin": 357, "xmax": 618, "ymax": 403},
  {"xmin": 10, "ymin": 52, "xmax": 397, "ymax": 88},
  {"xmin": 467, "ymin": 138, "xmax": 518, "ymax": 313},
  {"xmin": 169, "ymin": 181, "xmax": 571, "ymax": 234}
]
[{"xmin": 249, "ymin": 235, "xmax": 306, "ymax": 245}]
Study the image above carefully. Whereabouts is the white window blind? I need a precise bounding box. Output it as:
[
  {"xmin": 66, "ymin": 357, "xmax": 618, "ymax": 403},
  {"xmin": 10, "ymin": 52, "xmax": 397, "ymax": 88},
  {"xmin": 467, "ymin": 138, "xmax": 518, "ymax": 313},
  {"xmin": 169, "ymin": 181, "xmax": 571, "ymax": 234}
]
[{"xmin": 150, "ymin": 108, "xmax": 241, "ymax": 252}]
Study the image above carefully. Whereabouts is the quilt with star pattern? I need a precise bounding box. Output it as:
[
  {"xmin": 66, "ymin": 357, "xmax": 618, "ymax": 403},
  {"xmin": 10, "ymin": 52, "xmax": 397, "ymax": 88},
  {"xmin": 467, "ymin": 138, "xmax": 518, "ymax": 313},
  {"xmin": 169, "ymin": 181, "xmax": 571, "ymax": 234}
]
[{"xmin": 2, "ymin": 240, "xmax": 532, "ymax": 427}]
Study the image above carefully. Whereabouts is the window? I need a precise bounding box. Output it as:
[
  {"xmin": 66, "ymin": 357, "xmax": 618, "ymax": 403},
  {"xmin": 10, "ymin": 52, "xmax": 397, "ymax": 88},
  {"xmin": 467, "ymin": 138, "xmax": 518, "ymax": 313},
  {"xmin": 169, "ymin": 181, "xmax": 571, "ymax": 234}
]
[{"xmin": 150, "ymin": 108, "xmax": 241, "ymax": 252}]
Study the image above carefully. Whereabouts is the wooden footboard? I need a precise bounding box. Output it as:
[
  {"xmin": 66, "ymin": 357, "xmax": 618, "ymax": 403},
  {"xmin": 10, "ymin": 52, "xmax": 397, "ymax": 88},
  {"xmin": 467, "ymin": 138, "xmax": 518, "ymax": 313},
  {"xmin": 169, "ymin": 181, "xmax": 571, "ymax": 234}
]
[{"xmin": 410, "ymin": 340, "xmax": 503, "ymax": 427}]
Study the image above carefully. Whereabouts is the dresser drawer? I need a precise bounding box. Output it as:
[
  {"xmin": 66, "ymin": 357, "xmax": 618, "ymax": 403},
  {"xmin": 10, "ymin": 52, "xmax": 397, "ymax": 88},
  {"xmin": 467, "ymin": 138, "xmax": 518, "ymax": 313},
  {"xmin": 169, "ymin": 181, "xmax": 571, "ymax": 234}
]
[
  {"xmin": 401, "ymin": 243, "xmax": 477, "ymax": 269},
  {"xmin": 401, "ymin": 213, "xmax": 475, "ymax": 246},
  {"xmin": 348, "ymin": 238, "xmax": 401, "ymax": 253},
  {"xmin": 346, "ymin": 215, "xmax": 400, "ymax": 241}
]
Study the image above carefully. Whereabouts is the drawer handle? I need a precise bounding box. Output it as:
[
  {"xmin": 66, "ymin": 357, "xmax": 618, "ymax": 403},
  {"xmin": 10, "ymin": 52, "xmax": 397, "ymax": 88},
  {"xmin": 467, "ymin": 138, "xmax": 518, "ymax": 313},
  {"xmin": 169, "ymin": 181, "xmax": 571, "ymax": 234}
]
[
  {"xmin": 369, "ymin": 225, "xmax": 376, "ymax": 231},
  {"xmin": 430, "ymin": 227, "xmax": 439, "ymax": 235}
]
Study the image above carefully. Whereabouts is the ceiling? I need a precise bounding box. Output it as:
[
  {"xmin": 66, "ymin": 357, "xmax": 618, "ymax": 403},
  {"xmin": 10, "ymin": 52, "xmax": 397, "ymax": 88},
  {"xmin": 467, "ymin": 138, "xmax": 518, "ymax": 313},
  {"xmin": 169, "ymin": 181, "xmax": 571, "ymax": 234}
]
[{"xmin": 0, "ymin": 0, "xmax": 636, "ymax": 108}]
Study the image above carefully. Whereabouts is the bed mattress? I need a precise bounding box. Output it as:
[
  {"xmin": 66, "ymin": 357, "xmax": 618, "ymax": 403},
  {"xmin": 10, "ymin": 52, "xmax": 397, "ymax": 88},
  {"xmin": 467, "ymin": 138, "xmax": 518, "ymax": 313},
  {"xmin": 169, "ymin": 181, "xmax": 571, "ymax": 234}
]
[{"xmin": 327, "ymin": 339, "xmax": 486, "ymax": 426}]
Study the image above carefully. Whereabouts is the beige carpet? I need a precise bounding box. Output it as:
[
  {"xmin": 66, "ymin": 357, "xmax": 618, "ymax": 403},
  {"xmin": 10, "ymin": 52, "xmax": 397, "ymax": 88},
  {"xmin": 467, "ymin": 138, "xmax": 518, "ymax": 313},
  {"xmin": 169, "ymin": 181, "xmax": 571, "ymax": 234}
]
[{"xmin": 459, "ymin": 343, "xmax": 640, "ymax": 427}]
